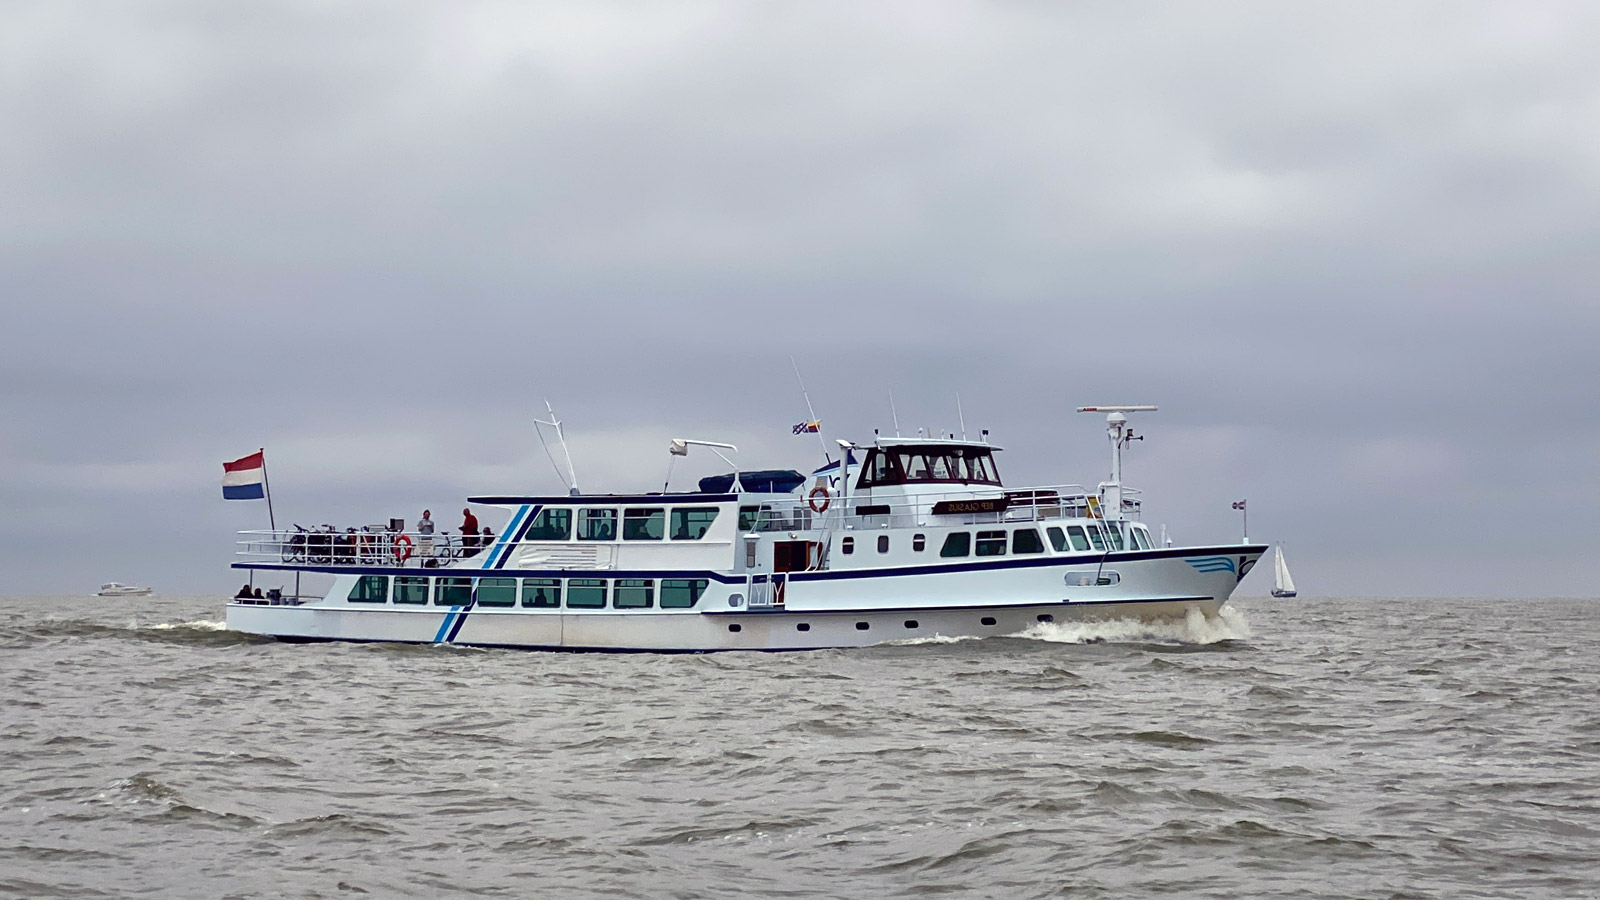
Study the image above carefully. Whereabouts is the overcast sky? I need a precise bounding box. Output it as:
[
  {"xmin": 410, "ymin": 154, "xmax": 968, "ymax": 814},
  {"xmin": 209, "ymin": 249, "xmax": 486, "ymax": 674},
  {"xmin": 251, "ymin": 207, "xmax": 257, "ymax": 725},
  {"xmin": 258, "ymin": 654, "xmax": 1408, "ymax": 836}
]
[{"xmin": 3, "ymin": 1, "xmax": 1598, "ymax": 597}]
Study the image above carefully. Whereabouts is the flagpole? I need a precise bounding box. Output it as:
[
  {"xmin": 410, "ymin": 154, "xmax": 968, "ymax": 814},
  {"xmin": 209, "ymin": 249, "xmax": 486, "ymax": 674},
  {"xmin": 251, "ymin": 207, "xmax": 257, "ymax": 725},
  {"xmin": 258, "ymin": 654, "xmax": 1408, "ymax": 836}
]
[{"xmin": 259, "ymin": 447, "xmax": 277, "ymax": 532}]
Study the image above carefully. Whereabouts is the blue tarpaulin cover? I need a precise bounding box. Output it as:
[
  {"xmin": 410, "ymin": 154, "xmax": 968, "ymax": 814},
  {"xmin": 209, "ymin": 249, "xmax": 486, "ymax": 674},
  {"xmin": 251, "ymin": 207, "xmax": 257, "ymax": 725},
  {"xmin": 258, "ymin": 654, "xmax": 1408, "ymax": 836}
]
[{"xmin": 698, "ymin": 469, "xmax": 806, "ymax": 494}]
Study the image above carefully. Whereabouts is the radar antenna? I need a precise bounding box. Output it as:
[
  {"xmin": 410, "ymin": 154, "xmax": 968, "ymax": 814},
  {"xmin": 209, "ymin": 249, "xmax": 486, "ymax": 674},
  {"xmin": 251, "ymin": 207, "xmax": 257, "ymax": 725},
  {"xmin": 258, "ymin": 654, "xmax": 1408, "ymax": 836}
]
[{"xmin": 1076, "ymin": 405, "xmax": 1157, "ymax": 520}]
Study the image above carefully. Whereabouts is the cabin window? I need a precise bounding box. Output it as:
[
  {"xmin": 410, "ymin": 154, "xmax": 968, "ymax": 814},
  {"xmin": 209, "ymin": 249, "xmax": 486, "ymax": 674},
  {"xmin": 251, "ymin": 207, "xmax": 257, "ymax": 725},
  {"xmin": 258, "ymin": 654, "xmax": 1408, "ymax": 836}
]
[
  {"xmin": 435, "ymin": 577, "xmax": 472, "ymax": 606},
  {"xmin": 855, "ymin": 447, "xmax": 1004, "ymax": 488},
  {"xmin": 1085, "ymin": 526, "xmax": 1107, "ymax": 551},
  {"xmin": 738, "ymin": 505, "xmax": 772, "ymax": 531},
  {"xmin": 521, "ymin": 578, "xmax": 561, "ymax": 608},
  {"xmin": 577, "ymin": 509, "xmax": 617, "ymax": 541},
  {"xmin": 1046, "ymin": 527, "xmax": 1068, "ymax": 553},
  {"xmin": 877, "ymin": 535, "xmax": 890, "ymax": 553},
  {"xmin": 660, "ymin": 578, "xmax": 707, "ymax": 609},
  {"xmin": 975, "ymin": 530, "xmax": 1007, "ymax": 557},
  {"xmin": 1012, "ymin": 528, "xmax": 1045, "ymax": 555},
  {"xmin": 566, "ymin": 578, "xmax": 608, "ymax": 608},
  {"xmin": 394, "ymin": 576, "xmax": 430, "ymax": 604},
  {"xmin": 1131, "ymin": 526, "xmax": 1152, "ymax": 549},
  {"xmin": 841, "ymin": 536, "xmax": 854, "ymax": 555},
  {"xmin": 900, "ymin": 452, "xmax": 931, "ymax": 480},
  {"xmin": 1105, "ymin": 525, "xmax": 1125, "ymax": 551},
  {"xmin": 670, "ymin": 507, "xmax": 719, "ymax": 540},
  {"xmin": 1066, "ymin": 525, "xmax": 1091, "ymax": 551},
  {"xmin": 940, "ymin": 532, "xmax": 970, "ymax": 557},
  {"xmin": 525, "ymin": 507, "xmax": 571, "ymax": 541},
  {"xmin": 963, "ymin": 451, "xmax": 1000, "ymax": 484},
  {"xmin": 349, "ymin": 575, "xmax": 388, "ymax": 603},
  {"xmin": 476, "ymin": 577, "xmax": 516, "ymax": 607},
  {"xmin": 622, "ymin": 508, "xmax": 665, "ymax": 541},
  {"xmin": 913, "ymin": 534, "xmax": 926, "ymax": 552},
  {"xmin": 613, "ymin": 579, "xmax": 654, "ymax": 609}
]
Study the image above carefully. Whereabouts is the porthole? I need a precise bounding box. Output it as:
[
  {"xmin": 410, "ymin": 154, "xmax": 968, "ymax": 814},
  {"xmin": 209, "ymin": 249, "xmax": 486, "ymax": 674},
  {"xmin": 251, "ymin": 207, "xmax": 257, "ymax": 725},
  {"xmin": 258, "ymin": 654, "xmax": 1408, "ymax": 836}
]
[
  {"xmin": 1036, "ymin": 614, "xmax": 1054, "ymax": 623},
  {"xmin": 981, "ymin": 616, "xmax": 997, "ymax": 626},
  {"xmin": 912, "ymin": 534, "xmax": 926, "ymax": 552},
  {"xmin": 855, "ymin": 622, "xmax": 870, "ymax": 631},
  {"xmin": 842, "ymin": 537, "xmax": 854, "ymax": 555},
  {"xmin": 796, "ymin": 623, "xmax": 811, "ymax": 632},
  {"xmin": 728, "ymin": 623, "xmax": 742, "ymax": 633},
  {"xmin": 904, "ymin": 620, "xmax": 919, "ymax": 629},
  {"xmin": 877, "ymin": 535, "xmax": 889, "ymax": 553}
]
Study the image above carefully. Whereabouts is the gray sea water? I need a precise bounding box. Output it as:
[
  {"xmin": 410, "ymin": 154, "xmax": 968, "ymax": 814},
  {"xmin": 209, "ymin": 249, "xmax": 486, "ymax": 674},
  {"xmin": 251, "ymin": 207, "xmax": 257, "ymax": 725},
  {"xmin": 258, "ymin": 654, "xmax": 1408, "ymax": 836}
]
[{"xmin": 1, "ymin": 593, "xmax": 1597, "ymax": 900}]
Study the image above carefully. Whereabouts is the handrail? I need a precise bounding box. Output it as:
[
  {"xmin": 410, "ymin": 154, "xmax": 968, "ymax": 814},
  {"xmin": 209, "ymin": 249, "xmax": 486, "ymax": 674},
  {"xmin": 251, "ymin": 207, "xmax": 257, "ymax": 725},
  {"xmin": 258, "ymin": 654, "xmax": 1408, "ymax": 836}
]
[{"xmin": 235, "ymin": 527, "xmax": 493, "ymax": 568}]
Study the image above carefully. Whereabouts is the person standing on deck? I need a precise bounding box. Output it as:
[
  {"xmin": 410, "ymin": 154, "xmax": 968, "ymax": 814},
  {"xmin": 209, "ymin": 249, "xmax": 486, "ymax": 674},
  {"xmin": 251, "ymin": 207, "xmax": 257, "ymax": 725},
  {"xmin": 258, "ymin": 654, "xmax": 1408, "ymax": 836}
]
[
  {"xmin": 460, "ymin": 507, "xmax": 481, "ymax": 556},
  {"xmin": 417, "ymin": 509, "xmax": 435, "ymax": 566}
]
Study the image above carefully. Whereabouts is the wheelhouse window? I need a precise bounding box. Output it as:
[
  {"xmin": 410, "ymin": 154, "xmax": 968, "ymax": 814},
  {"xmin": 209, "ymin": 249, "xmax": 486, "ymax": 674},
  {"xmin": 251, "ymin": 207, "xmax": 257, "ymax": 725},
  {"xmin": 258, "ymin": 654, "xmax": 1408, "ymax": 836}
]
[
  {"xmin": 522, "ymin": 578, "xmax": 561, "ymax": 608},
  {"xmin": 975, "ymin": 530, "xmax": 1007, "ymax": 557},
  {"xmin": 349, "ymin": 575, "xmax": 388, "ymax": 603},
  {"xmin": 476, "ymin": 577, "xmax": 516, "ymax": 607},
  {"xmin": 855, "ymin": 447, "xmax": 1004, "ymax": 488},
  {"xmin": 566, "ymin": 578, "xmax": 607, "ymax": 608},
  {"xmin": 623, "ymin": 508, "xmax": 665, "ymax": 541},
  {"xmin": 394, "ymin": 576, "xmax": 430, "ymax": 604},
  {"xmin": 660, "ymin": 578, "xmax": 707, "ymax": 609},
  {"xmin": 435, "ymin": 577, "xmax": 472, "ymax": 606},
  {"xmin": 940, "ymin": 532, "xmax": 970, "ymax": 558},
  {"xmin": 1130, "ymin": 526, "xmax": 1152, "ymax": 549},
  {"xmin": 670, "ymin": 507, "xmax": 719, "ymax": 540},
  {"xmin": 576, "ymin": 509, "xmax": 617, "ymax": 541},
  {"xmin": 613, "ymin": 579, "xmax": 654, "ymax": 609},
  {"xmin": 1104, "ymin": 524, "xmax": 1125, "ymax": 551},
  {"xmin": 526, "ymin": 507, "xmax": 571, "ymax": 540},
  {"xmin": 1085, "ymin": 526, "xmax": 1107, "ymax": 551},
  {"xmin": 1012, "ymin": 528, "xmax": 1045, "ymax": 555},
  {"xmin": 1066, "ymin": 525, "xmax": 1091, "ymax": 551}
]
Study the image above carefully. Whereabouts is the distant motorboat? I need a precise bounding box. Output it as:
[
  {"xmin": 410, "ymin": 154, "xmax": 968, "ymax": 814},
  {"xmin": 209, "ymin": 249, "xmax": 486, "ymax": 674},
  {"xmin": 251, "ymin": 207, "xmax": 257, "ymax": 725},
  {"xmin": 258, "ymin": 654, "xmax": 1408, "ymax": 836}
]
[
  {"xmin": 1270, "ymin": 546, "xmax": 1297, "ymax": 599},
  {"xmin": 98, "ymin": 582, "xmax": 153, "ymax": 597}
]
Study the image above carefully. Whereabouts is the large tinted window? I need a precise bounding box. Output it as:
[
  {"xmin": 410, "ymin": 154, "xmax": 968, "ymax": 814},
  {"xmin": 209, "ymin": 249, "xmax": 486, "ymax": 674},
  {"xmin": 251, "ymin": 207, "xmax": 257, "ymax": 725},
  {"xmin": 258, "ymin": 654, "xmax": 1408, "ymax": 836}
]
[
  {"xmin": 670, "ymin": 507, "xmax": 719, "ymax": 540},
  {"xmin": 1085, "ymin": 525, "xmax": 1107, "ymax": 551},
  {"xmin": 1012, "ymin": 529, "xmax": 1045, "ymax": 554},
  {"xmin": 349, "ymin": 575, "xmax": 388, "ymax": 603},
  {"xmin": 975, "ymin": 530, "xmax": 1007, "ymax": 557},
  {"xmin": 394, "ymin": 576, "xmax": 430, "ymax": 604},
  {"xmin": 1047, "ymin": 527, "xmax": 1068, "ymax": 553},
  {"xmin": 477, "ymin": 577, "xmax": 516, "ymax": 607},
  {"xmin": 940, "ymin": 532, "xmax": 970, "ymax": 558},
  {"xmin": 623, "ymin": 508, "xmax": 664, "ymax": 541},
  {"xmin": 857, "ymin": 447, "xmax": 1003, "ymax": 487},
  {"xmin": 522, "ymin": 578, "xmax": 561, "ymax": 608},
  {"xmin": 567, "ymin": 578, "xmax": 607, "ymax": 608},
  {"xmin": 526, "ymin": 508, "xmax": 571, "ymax": 540},
  {"xmin": 577, "ymin": 509, "xmax": 617, "ymax": 541},
  {"xmin": 660, "ymin": 579, "xmax": 707, "ymax": 608},
  {"xmin": 436, "ymin": 577, "xmax": 472, "ymax": 606},
  {"xmin": 1106, "ymin": 525, "xmax": 1125, "ymax": 551},
  {"xmin": 613, "ymin": 579, "xmax": 654, "ymax": 609}
]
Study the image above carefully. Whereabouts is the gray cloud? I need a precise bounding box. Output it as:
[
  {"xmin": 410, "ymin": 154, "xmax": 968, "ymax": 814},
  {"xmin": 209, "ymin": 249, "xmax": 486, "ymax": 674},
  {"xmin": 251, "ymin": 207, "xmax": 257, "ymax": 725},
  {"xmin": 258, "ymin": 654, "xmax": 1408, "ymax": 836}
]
[{"xmin": 3, "ymin": 1, "xmax": 1598, "ymax": 596}]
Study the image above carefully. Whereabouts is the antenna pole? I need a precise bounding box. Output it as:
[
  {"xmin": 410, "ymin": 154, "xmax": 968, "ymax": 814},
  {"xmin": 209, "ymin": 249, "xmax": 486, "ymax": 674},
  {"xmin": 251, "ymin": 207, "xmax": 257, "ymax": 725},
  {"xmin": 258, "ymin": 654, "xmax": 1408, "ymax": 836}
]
[
  {"xmin": 957, "ymin": 394, "xmax": 967, "ymax": 440},
  {"xmin": 534, "ymin": 400, "xmax": 580, "ymax": 496},
  {"xmin": 790, "ymin": 356, "xmax": 830, "ymax": 463},
  {"xmin": 889, "ymin": 391, "xmax": 901, "ymax": 437}
]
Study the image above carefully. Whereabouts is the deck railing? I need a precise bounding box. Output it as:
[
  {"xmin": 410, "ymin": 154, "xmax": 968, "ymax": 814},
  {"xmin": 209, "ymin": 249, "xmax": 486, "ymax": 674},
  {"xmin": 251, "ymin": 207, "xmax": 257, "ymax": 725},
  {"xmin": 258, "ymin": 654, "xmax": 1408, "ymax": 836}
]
[
  {"xmin": 745, "ymin": 483, "xmax": 1139, "ymax": 532},
  {"xmin": 236, "ymin": 527, "xmax": 494, "ymax": 568}
]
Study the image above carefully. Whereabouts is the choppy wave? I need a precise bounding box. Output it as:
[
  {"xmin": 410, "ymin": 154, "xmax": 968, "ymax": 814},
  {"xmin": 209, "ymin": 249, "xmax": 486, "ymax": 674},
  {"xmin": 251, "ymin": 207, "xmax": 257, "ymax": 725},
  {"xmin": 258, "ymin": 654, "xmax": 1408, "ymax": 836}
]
[{"xmin": 1, "ymin": 593, "xmax": 1597, "ymax": 900}]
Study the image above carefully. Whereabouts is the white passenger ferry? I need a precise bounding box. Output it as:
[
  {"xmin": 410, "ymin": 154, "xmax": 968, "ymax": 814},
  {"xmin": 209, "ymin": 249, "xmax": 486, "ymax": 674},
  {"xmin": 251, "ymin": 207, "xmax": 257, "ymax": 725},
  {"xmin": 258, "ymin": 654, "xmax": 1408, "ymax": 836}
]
[{"xmin": 226, "ymin": 407, "xmax": 1266, "ymax": 651}]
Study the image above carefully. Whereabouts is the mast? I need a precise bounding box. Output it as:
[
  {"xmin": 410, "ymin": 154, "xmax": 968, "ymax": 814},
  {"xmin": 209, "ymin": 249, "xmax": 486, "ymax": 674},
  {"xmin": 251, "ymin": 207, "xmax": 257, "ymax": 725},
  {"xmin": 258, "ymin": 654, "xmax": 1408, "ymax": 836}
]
[{"xmin": 1075, "ymin": 405, "xmax": 1157, "ymax": 521}]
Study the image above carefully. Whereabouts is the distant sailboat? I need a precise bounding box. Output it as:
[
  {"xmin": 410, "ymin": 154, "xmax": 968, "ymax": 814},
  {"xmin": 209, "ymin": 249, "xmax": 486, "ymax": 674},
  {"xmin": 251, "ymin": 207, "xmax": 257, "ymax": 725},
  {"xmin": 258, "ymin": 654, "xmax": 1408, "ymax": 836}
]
[{"xmin": 1271, "ymin": 546, "xmax": 1297, "ymax": 599}]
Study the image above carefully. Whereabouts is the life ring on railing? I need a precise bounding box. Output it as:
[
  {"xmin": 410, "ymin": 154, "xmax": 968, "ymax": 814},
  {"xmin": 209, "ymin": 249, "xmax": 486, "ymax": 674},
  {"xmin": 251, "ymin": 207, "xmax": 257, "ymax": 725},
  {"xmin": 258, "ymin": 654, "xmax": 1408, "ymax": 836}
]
[
  {"xmin": 808, "ymin": 485, "xmax": 831, "ymax": 514},
  {"xmin": 393, "ymin": 534, "xmax": 414, "ymax": 562}
]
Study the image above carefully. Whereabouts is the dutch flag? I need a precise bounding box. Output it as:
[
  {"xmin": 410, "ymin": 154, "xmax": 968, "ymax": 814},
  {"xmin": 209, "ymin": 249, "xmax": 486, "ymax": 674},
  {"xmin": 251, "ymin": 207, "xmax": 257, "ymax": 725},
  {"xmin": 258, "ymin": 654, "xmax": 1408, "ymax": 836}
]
[{"xmin": 222, "ymin": 451, "xmax": 267, "ymax": 500}]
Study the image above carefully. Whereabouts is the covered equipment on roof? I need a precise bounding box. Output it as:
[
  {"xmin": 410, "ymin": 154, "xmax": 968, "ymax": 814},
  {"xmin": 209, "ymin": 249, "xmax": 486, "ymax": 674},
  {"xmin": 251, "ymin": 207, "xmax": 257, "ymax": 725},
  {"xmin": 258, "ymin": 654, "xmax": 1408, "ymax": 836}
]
[{"xmin": 697, "ymin": 469, "xmax": 806, "ymax": 494}]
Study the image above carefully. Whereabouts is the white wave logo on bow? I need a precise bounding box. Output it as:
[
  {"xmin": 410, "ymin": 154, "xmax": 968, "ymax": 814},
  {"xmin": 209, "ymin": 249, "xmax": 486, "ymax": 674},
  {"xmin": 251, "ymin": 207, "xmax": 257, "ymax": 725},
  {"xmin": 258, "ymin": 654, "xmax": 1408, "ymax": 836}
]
[{"xmin": 1185, "ymin": 556, "xmax": 1237, "ymax": 574}]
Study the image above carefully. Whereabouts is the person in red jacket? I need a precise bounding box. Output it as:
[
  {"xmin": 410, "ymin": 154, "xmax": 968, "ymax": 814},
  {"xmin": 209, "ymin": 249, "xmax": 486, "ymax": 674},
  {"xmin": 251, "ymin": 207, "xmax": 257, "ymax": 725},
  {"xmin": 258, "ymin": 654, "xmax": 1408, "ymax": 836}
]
[{"xmin": 461, "ymin": 507, "xmax": 481, "ymax": 555}]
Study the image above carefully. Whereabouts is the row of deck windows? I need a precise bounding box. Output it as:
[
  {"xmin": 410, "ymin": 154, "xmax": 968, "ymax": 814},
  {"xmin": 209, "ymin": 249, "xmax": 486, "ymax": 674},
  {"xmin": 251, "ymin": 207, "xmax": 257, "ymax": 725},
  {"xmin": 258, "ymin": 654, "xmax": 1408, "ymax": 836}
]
[
  {"xmin": 832, "ymin": 522, "xmax": 1152, "ymax": 558},
  {"xmin": 348, "ymin": 575, "xmax": 708, "ymax": 609},
  {"xmin": 524, "ymin": 507, "xmax": 719, "ymax": 542}
]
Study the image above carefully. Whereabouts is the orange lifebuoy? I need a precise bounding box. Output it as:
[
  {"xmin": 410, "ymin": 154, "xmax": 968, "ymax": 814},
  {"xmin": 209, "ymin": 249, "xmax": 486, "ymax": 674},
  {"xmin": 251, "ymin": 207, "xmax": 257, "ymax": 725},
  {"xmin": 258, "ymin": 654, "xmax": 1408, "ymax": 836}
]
[
  {"xmin": 808, "ymin": 485, "xmax": 831, "ymax": 513},
  {"xmin": 393, "ymin": 534, "xmax": 414, "ymax": 562}
]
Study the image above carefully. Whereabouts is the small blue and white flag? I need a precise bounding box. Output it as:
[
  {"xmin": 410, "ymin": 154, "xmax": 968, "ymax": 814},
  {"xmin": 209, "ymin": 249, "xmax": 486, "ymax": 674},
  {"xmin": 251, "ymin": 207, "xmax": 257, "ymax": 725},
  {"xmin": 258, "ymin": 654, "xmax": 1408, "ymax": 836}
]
[{"xmin": 222, "ymin": 451, "xmax": 267, "ymax": 500}]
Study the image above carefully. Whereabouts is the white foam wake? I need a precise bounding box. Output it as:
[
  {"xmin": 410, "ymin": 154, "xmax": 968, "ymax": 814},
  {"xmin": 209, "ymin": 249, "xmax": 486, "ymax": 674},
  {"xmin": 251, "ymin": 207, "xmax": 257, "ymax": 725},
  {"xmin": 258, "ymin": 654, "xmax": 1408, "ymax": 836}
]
[
  {"xmin": 1018, "ymin": 605, "xmax": 1252, "ymax": 645},
  {"xmin": 148, "ymin": 620, "xmax": 228, "ymax": 632}
]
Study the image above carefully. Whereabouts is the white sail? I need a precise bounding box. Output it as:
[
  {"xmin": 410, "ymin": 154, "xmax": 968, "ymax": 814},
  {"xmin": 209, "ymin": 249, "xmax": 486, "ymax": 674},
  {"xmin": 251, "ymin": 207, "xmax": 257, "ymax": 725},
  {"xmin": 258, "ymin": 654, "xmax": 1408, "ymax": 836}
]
[{"xmin": 1273, "ymin": 546, "xmax": 1296, "ymax": 595}]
